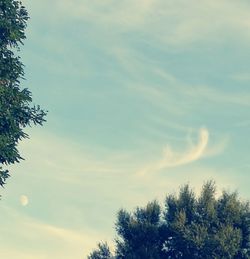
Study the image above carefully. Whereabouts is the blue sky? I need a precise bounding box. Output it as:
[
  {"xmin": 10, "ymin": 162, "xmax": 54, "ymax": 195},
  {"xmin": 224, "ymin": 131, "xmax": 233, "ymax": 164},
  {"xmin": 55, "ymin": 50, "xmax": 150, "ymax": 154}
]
[{"xmin": 1, "ymin": 0, "xmax": 250, "ymax": 258}]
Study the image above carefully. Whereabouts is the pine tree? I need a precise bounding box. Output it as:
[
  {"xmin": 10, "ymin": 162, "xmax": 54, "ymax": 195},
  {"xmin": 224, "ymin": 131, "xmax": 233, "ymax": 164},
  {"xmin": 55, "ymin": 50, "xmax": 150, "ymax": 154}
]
[{"xmin": 88, "ymin": 181, "xmax": 250, "ymax": 259}]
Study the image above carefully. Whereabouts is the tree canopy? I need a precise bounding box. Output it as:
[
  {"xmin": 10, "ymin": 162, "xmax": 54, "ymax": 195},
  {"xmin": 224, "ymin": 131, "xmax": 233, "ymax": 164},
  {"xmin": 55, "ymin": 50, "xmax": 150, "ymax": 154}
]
[
  {"xmin": 0, "ymin": 0, "xmax": 46, "ymax": 186},
  {"xmin": 88, "ymin": 181, "xmax": 250, "ymax": 259}
]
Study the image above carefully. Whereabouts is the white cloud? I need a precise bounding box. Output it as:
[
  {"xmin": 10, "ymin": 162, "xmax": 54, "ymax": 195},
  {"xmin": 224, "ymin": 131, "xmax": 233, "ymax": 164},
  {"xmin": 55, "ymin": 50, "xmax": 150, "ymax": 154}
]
[
  {"xmin": 24, "ymin": 0, "xmax": 250, "ymax": 47},
  {"xmin": 149, "ymin": 1, "xmax": 250, "ymax": 47},
  {"xmin": 234, "ymin": 120, "xmax": 250, "ymax": 128},
  {"xmin": 23, "ymin": 0, "xmax": 156, "ymax": 32},
  {"xmin": 22, "ymin": 0, "xmax": 250, "ymax": 96},
  {"xmin": 0, "ymin": 249, "xmax": 48, "ymax": 259},
  {"xmin": 137, "ymin": 69, "xmax": 250, "ymax": 108},
  {"xmin": 16, "ymin": 129, "xmax": 129, "ymax": 180},
  {"xmin": 27, "ymin": 221, "xmax": 95, "ymax": 251},
  {"xmin": 137, "ymin": 128, "xmax": 211, "ymax": 176},
  {"xmin": 0, "ymin": 206, "xmax": 111, "ymax": 258},
  {"xmin": 192, "ymin": 86, "xmax": 250, "ymax": 107},
  {"xmin": 231, "ymin": 73, "xmax": 250, "ymax": 82}
]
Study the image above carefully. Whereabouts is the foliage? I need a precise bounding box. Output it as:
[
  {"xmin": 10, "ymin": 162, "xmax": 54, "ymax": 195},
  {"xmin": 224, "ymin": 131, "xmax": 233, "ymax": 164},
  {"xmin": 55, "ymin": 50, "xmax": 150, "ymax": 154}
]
[
  {"xmin": 88, "ymin": 243, "xmax": 113, "ymax": 259},
  {"xmin": 0, "ymin": 0, "xmax": 46, "ymax": 186},
  {"xmin": 88, "ymin": 181, "xmax": 250, "ymax": 259},
  {"xmin": 115, "ymin": 201, "xmax": 165, "ymax": 259}
]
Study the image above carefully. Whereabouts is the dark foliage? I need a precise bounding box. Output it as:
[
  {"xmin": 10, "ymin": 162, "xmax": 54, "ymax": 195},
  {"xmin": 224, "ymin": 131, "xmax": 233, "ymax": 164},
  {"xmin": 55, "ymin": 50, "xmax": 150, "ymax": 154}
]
[
  {"xmin": 0, "ymin": 0, "xmax": 46, "ymax": 186},
  {"xmin": 88, "ymin": 243, "xmax": 113, "ymax": 259},
  {"xmin": 88, "ymin": 181, "xmax": 250, "ymax": 259}
]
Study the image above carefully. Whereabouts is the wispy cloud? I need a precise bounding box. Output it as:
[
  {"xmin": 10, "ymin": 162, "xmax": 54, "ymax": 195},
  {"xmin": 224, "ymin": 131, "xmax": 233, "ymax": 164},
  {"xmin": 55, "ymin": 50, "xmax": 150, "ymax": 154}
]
[
  {"xmin": 150, "ymin": 1, "xmax": 250, "ymax": 47},
  {"xmin": 192, "ymin": 86, "xmax": 250, "ymax": 107},
  {"xmin": 0, "ymin": 206, "xmax": 110, "ymax": 258},
  {"xmin": 137, "ymin": 128, "xmax": 212, "ymax": 176},
  {"xmin": 23, "ymin": 0, "xmax": 156, "ymax": 34},
  {"xmin": 136, "ymin": 69, "xmax": 250, "ymax": 109},
  {"xmin": 231, "ymin": 72, "xmax": 250, "ymax": 82},
  {"xmin": 25, "ymin": 0, "xmax": 250, "ymax": 46}
]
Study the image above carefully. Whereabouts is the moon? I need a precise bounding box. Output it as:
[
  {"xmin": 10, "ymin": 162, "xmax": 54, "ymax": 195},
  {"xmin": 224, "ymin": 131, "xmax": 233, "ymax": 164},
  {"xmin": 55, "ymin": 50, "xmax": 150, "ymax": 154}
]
[{"xmin": 20, "ymin": 195, "xmax": 29, "ymax": 206}]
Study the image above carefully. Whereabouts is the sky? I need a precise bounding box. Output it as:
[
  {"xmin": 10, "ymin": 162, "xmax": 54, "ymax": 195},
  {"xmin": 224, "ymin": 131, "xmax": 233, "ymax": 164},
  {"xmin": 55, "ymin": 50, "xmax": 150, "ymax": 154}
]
[{"xmin": 1, "ymin": 0, "xmax": 250, "ymax": 258}]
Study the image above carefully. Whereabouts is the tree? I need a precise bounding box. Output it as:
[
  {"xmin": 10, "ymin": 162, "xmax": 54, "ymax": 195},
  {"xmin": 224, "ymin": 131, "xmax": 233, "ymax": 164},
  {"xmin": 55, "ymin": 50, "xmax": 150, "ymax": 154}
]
[
  {"xmin": 0, "ymin": 0, "xmax": 46, "ymax": 186},
  {"xmin": 88, "ymin": 242, "xmax": 113, "ymax": 259},
  {"xmin": 115, "ymin": 201, "xmax": 165, "ymax": 259},
  {"xmin": 88, "ymin": 181, "xmax": 250, "ymax": 259}
]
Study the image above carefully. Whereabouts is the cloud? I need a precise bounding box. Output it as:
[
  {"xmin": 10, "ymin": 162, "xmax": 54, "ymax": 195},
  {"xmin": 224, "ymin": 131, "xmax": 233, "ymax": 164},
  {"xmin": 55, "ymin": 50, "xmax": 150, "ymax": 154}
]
[
  {"xmin": 22, "ymin": 0, "xmax": 156, "ymax": 35},
  {"xmin": 18, "ymin": 1, "xmax": 246, "ymax": 44},
  {"xmin": 234, "ymin": 120, "xmax": 250, "ymax": 128},
  {"xmin": 0, "ymin": 249, "xmax": 48, "ymax": 259},
  {"xmin": 25, "ymin": 218, "xmax": 114, "ymax": 258},
  {"xmin": 16, "ymin": 129, "xmax": 128, "ymax": 178},
  {"xmin": 27, "ymin": 221, "xmax": 90, "ymax": 246},
  {"xmin": 192, "ymin": 86, "xmax": 250, "ymax": 107},
  {"xmin": 135, "ymin": 69, "xmax": 250, "ymax": 109},
  {"xmin": 25, "ymin": 0, "xmax": 250, "ymax": 47},
  {"xmin": 137, "ymin": 128, "xmax": 210, "ymax": 176},
  {"xmin": 0, "ymin": 206, "xmax": 112, "ymax": 258},
  {"xmin": 20, "ymin": 195, "xmax": 29, "ymax": 206}
]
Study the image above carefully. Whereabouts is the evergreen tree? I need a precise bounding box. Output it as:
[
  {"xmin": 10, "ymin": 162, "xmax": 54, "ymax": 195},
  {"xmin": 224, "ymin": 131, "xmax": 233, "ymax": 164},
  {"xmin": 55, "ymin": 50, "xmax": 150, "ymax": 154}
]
[
  {"xmin": 88, "ymin": 181, "xmax": 250, "ymax": 259},
  {"xmin": 115, "ymin": 201, "xmax": 165, "ymax": 259},
  {"xmin": 0, "ymin": 0, "xmax": 46, "ymax": 186},
  {"xmin": 88, "ymin": 243, "xmax": 113, "ymax": 259}
]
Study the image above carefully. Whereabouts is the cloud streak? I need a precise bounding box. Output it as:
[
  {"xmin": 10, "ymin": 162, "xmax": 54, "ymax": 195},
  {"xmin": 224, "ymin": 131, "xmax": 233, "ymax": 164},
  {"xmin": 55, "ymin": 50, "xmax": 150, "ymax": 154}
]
[
  {"xmin": 137, "ymin": 128, "xmax": 209, "ymax": 176},
  {"xmin": 25, "ymin": 0, "xmax": 250, "ymax": 47},
  {"xmin": 0, "ymin": 206, "xmax": 110, "ymax": 258}
]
